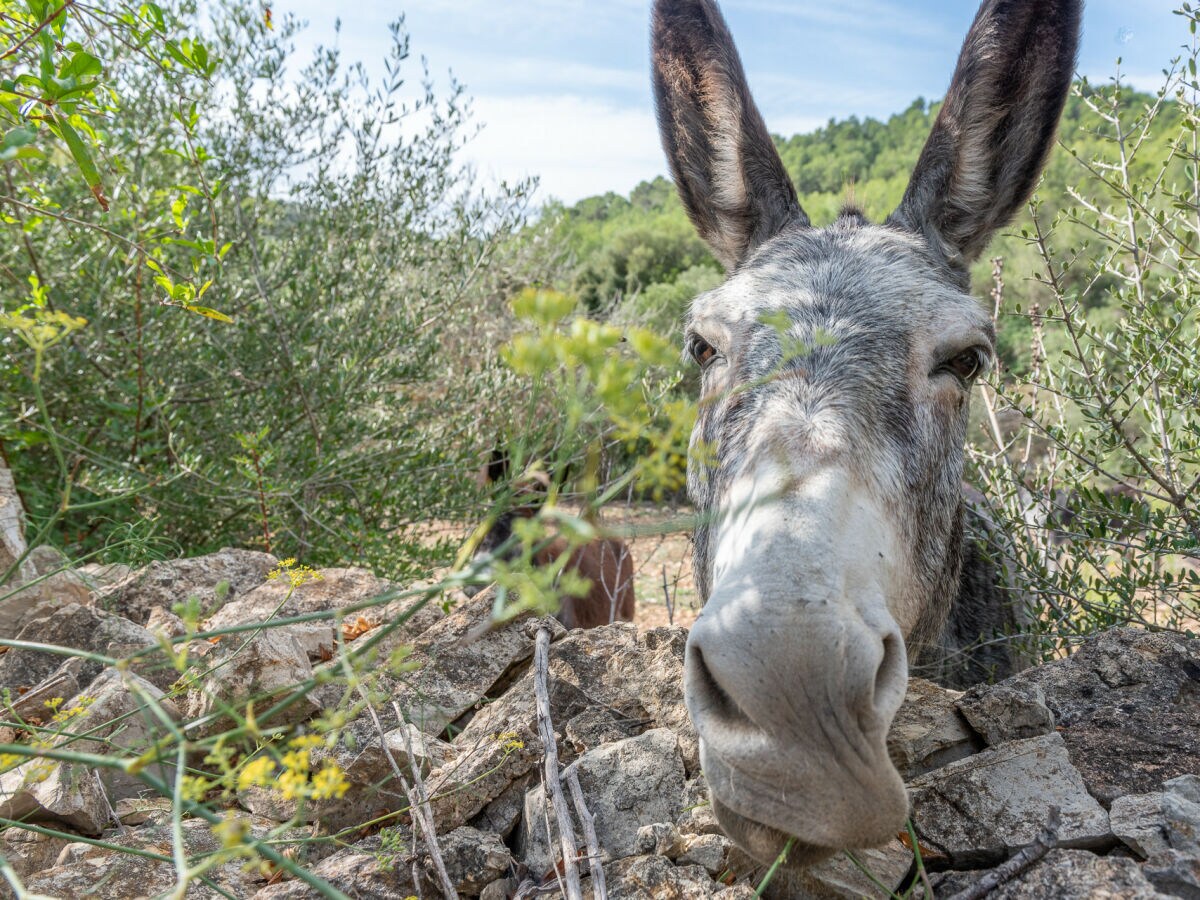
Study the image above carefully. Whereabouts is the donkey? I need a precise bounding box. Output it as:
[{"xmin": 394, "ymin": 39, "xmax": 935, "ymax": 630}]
[
  {"xmin": 463, "ymin": 450, "xmax": 636, "ymax": 629},
  {"xmin": 652, "ymin": 0, "xmax": 1080, "ymax": 868}
]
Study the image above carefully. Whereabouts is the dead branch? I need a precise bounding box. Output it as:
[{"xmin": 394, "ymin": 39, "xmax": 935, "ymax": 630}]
[
  {"xmin": 355, "ymin": 685, "xmax": 458, "ymax": 899},
  {"xmin": 398, "ymin": 704, "xmax": 459, "ymax": 900},
  {"xmin": 944, "ymin": 806, "xmax": 1061, "ymax": 900},
  {"xmin": 534, "ymin": 625, "xmax": 584, "ymax": 900},
  {"xmin": 562, "ymin": 760, "xmax": 607, "ymax": 899}
]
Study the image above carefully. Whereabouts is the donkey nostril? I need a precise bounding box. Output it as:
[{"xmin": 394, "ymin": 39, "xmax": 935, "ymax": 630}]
[
  {"xmin": 872, "ymin": 632, "xmax": 906, "ymax": 717},
  {"xmin": 690, "ymin": 647, "xmax": 753, "ymax": 727}
]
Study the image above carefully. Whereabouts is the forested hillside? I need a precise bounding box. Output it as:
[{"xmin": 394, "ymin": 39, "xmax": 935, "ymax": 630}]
[{"xmin": 543, "ymin": 90, "xmax": 1185, "ymax": 374}]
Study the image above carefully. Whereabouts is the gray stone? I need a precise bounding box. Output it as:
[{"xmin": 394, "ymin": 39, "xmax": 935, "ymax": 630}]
[
  {"xmin": 390, "ymin": 587, "xmax": 564, "ymax": 736},
  {"xmin": 887, "ymin": 677, "xmax": 980, "ymax": 779},
  {"xmin": 183, "ymin": 628, "xmax": 319, "ymax": 738},
  {"xmin": 603, "ymin": 854, "xmax": 724, "ymax": 899},
  {"xmin": 677, "ymin": 833, "xmax": 733, "ymax": 877},
  {"xmin": 1106, "ymin": 770, "xmax": 1200, "ymax": 865},
  {"xmin": 203, "ymin": 567, "xmax": 419, "ymax": 665},
  {"xmin": 145, "ymin": 605, "xmax": 187, "ymax": 639},
  {"xmin": 52, "ymin": 668, "xmax": 179, "ymax": 801},
  {"xmin": 240, "ymin": 723, "xmax": 457, "ymax": 830},
  {"xmin": 677, "ymin": 777, "xmax": 722, "ymax": 836},
  {"xmin": 520, "ymin": 728, "xmax": 686, "ymax": 877},
  {"xmin": 1163, "ymin": 774, "xmax": 1200, "ymax": 855},
  {"xmin": 447, "ymin": 621, "xmax": 696, "ymax": 843},
  {"xmin": 1001, "ymin": 628, "xmax": 1200, "ymax": 804},
  {"xmin": 934, "ymin": 848, "xmax": 1165, "ymax": 899},
  {"xmin": 424, "ymin": 825, "xmax": 513, "ymax": 895},
  {"xmin": 0, "ymin": 603, "xmax": 169, "ymax": 692},
  {"xmin": 427, "ymin": 723, "xmax": 539, "ymax": 834},
  {"xmin": 114, "ymin": 796, "xmax": 173, "ymax": 826},
  {"xmin": 909, "ymin": 732, "xmax": 1111, "ymax": 865},
  {"xmin": 98, "ymin": 548, "xmax": 278, "ymax": 624},
  {"xmin": 470, "ymin": 772, "xmax": 533, "ymax": 839},
  {"xmin": 7, "ymin": 657, "xmax": 83, "ymax": 720},
  {"xmin": 0, "ymin": 825, "xmax": 75, "ymax": 880},
  {"xmin": 1113, "ymin": 792, "xmax": 1171, "ymax": 858},
  {"xmin": 1144, "ymin": 848, "xmax": 1200, "ymax": 899},
  {"xmin": 76, "ymin": 561, "xmax": 133, "ymax": 592},
  {"xmin": 0, "ymin": 463, "xmax": 34, "ymax": 586},
  {"xmin": 252, "ymin": 831, "xmax": 418, "ymax": 899},
  {"xmin": 0, "ymin": 754, "xmax": 111, "ymax": 835},
  {"xmin": 479, "ymin": 878, "xmax": 517, "ymax": 900},
  {"xmin": 786, "ymin": 840, "xmax": 914, "ymax": 900},
  {"xmin": 636, "ymin": 822, "xmax": 685, "ymax": 858},
  {"xmin": 26, "ymin": 816, "xmax": 285, "ymax": 899},
  {"xmin": 957, "ymin": 680, "xmax": 1056, "ymax": 745},
  {"xmin": 0, "ymin": 546, "xmax": 95, "ymax": 640}
]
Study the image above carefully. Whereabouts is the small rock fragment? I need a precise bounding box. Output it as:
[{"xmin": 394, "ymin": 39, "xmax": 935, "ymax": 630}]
[{"xmin": 957, "ymin": 680, "xmax": 1056, "ymax": 745}]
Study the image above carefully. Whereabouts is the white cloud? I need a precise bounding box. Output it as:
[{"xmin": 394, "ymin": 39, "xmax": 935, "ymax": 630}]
[{"xmin": 463, "ymin": 94, "xmax": 665, "ymax": 205}]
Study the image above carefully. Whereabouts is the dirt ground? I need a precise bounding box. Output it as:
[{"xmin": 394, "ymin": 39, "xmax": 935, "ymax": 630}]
[{"xmin": 404, "ymin": 502, "xmax": 701, "ymax": 630}]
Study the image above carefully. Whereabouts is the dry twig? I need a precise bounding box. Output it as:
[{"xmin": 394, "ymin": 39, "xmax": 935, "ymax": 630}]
[
  {"xmin": 944, "ymin": 806, "xmax": 1061, "ymax": 900},
  {"xmin": 534, "ymin": 625, "xmax": 584, "ymax": 900},
  {"xmin": 562, "ymin": 760, "xmax": 607, "ymax": 899}
]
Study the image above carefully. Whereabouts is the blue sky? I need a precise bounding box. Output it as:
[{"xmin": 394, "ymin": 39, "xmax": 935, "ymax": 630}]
[{"xmin": 279, "ymin": 0, "xmax": 1185, "ymax": 204}]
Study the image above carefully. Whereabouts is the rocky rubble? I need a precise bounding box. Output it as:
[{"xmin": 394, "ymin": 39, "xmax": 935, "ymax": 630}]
[{"xmin": 0, "ymin": 544, "xmax": 1196, "ymax": 899}]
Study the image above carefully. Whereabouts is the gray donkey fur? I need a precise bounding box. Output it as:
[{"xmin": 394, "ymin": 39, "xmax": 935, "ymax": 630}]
[{"xmin": 651, "ymin": 0, "xmax": 1081, "ymax": 865}]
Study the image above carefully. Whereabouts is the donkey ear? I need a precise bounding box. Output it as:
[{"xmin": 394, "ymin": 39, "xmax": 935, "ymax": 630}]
[
  {"xmin": 652, "ymin": 0, "xmax": 807, "ymax": 271},
  {"xmin": 485, "ymin": 447, "xmax": 510, "ymax": 486},
  {"xmin": 889, "ymin": 0, "xmax": 1082, "ymax": 270}
]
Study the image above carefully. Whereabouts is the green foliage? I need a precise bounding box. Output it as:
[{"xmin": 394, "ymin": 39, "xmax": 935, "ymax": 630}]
[
  {"xmin": 1, "ymin": 1, "xmax": 530, "ymax": 576},
  {"xmin": 967, "ymin": 26, "xmax": 1200, "ymax": 653}
]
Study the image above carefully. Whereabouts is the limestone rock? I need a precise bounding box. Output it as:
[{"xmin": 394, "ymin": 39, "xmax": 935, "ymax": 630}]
[
  {"xmin": 1112, "ymin": 792, "xmax": 1171, "ymax": 858},
  {"xmin": 48, "ymin": 668, "xmax": 179, "ymax": 802},
  {"xmin": 887, "ymin": 677, "xmax": 980, "ymax": 779},
  {"xmin": 241, "ymin": 723, "xmax": 457, "ymax": 830},
  {"xmin": 183, "ymin": 628, "xmax": 318, "ymax": 738},
  {"xmin": 636, "ymin": 822, "xmax": 685, "ymax": 858},
  {"xmin": 677, "ymin": 777, "xmax": 721, "ymax": 837},
  {"xmin": 0, "ymin": 603, "xmax": 168, "ymax": 692},
  {"xmin": 114, "ymin": 796, "xmax": 173, "ymax": 826},
  {"xmin": 98, "ymin": 548, "xmax": 278, "ymax": 624},
  {"xmin": 252, "ymin": 831, "xmax": 418, "ymax": 899},
  {"xmin": 469, "ymin": 772, "xmax": 532, "ymax": 840},
  {"xmin": 425, "ymin": 825, "xmax": 513, "ymax": 895},
  {"xmin": 603, "ymin": 854, "xmax": 725, "ymax": 899},
  {"xmin": 0, "ymin": 825, "xmax": 76, "ymax": 880},
  {"xmin": 145, "ymin": 605, "xmax": 186, "ymax": 639},
  {"xmin": 0, "ymin": 754, "xmax": 111, "ymax": 835},
  {"xmin": 427, "ymin": 724, "xmax": 539, "ymax": 834},
  {"xmin": 520, "ymin": 728, "xmax": 686, "ymax": 877},
  {"xmin": 677, "ymin": 833, "xmax": 732, "ymax": 877},
  {"xmin": 909, "ymin": 732, "xmax": 1111, "ymax": 865},
  {"xmin": 1001, "ymin": 628, "xmax": 1200, "ymax": 803},
  {"xmin": 0, "ymin": 463, "xmax": 33, "ymax": 585},
  {"xmin": 934, "ymin": 848, "xmax": 1165, "ymax": 899},
  {"xmin": 25, "ymin": 816, "xmax": 282, "ymax": 898},
  {"xmin": 450, "ymin": 621, "xmax": 696, "ymax": 827},
  {"xmin": 785, "ymin": 840, "xmax": 914, "ymax": 900},
  {"xmin": 202, "ymin": 567, "xmax": 429, "ymax": 664},
  {"xmin": 957, "ymin": 680, "xmax": 1056, "ymax": 745},
  {"xmin": 76, "ymin": 561, "xmax": 133, "ymax": 592},
  {"xmin": 389, "ymin": 587, "xmax": 564, "ymax": 736},
  {"xmin": 1143, "ymin": 848, "xmax": 1200, "ymax": 898}
]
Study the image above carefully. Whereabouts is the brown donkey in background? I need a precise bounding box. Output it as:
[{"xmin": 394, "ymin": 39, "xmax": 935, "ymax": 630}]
[
  {"xmin": 653, "ymin": 0, "xmax": 1081, "ymax": 868},
  {"xmin": 464, "ymin": 450, "xmax": 636, "ymax": 629}
]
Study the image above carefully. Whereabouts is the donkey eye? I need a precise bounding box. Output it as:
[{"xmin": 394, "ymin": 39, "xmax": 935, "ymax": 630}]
[
  {"xmin": 688, "ymin": 334, "xmax": 718, "ymax": 368},
  {"xmin": 939, "ymin": 348, "xmax": 987, "ymax": 384}
]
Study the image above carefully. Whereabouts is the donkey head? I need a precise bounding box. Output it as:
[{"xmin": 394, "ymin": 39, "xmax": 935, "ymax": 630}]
[
  {"xmin": 462, "ymin": 449, "xmax": 556, "ymax": 598},
  {"xmin": 652, "ymin": 0, "xmax": 1080, "ymax": 866}
]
